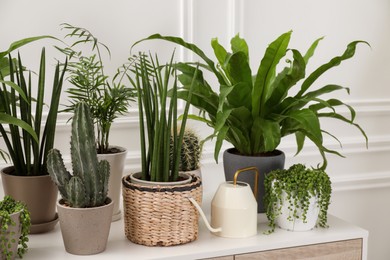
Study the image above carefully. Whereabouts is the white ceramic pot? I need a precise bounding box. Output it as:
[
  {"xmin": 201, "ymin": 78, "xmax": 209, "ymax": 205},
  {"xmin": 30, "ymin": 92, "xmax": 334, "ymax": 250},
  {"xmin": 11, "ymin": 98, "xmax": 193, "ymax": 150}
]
[
  {"xmin": 97, "ymin": 146, "xmax": 127, "ymax": 222},
  {"xmin": 275, "ymin": 190, "xmax": 320, "ymax": 232},
  {"xmin": 129, "ymin": 172, "xmax": 192, "ymax": 186}
]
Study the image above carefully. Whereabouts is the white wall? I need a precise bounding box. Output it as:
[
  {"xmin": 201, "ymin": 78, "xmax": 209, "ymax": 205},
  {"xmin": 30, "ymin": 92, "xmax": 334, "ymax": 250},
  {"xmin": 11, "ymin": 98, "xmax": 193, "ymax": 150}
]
[{"xmin": 1, "ymin": 0, "xmax": 389, "ymax": 259}]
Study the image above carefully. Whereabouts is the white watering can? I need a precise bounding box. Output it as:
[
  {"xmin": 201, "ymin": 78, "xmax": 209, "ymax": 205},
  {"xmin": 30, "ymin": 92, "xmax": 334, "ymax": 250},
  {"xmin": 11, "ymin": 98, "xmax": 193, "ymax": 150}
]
[{"xmin": 189, "ymin": 167, "xmax": 259, "ymax": 238}]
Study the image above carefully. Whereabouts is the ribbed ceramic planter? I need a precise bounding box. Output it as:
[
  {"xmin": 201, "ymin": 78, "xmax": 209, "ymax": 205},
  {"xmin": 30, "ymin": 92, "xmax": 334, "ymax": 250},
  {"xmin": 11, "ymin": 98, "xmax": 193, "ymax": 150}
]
[
  {"xmin": 57, "ymin": 198, "xmax": 114, "ymax": 255},
  {"xmin": 275, "ymin": 191, "xmax": 320, "ymax": 231},
  {"xmin": 0, "ymin": 210, "xmax": 22, "ymax": 259},
  {"xmin": 97, "ymin": 146, "xmax": 127, "ymax": 222},
  {"xmin": 1, "ymin": 166, "xmax": 58, "ymax": 234},
  {"xmin": 223, "ymin": 148, "xmax": 285, "ymax": 213}
]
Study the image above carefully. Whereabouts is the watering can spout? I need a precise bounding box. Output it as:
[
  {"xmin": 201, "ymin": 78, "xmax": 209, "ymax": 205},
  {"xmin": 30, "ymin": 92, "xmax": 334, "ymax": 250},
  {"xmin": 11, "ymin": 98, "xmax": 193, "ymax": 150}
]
[{"xmin": 188, "ymin": 197, "xmax": 222, "ymax": 233}]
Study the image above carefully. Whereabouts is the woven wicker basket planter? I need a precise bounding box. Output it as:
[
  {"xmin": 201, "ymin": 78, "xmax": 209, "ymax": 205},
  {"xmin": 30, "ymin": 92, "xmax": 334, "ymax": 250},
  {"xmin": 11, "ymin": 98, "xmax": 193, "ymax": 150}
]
[{"xmin": 122, "ymin": 173, "xmax": 202, "ymax": 246}]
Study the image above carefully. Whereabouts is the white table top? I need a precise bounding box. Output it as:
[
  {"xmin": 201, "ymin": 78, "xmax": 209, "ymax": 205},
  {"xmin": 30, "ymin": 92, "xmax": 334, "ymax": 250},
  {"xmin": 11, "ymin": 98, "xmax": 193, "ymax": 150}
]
[{"xmin": 26, "ymin": 193, "xmax": 369, "ymax": 260}]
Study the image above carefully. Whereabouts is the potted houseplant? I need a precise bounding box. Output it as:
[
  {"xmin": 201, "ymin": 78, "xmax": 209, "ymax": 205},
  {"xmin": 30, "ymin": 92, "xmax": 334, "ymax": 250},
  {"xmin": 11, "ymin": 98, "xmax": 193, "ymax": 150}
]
[
  {"xmin": 132, "ymin": 31, "xmax": 368, "ymax": 212},
  {"xmin": 264, "ymin": 164, "xmax": 331, "ymax": 233},
  {"xmin": 0, "ymin": 195, "xmax": 30, "ymax": 260},
  {"xmin": 56, "ymin": 23, "xmax": 136, "ymax": 221},
  {"xmin": 47, "ymin": 102, "xmax": 113, "ymax": 255},
  {"xmin": 0, "ymin": 40, "xmax": 67, "ymax": 232},
  {"xmin": 171, "ymin": 127, "xmax": 202, "ymax": 179},
  {"xmin": 121, "ymin": 52, "xmax": 202, "ymax": 246}
]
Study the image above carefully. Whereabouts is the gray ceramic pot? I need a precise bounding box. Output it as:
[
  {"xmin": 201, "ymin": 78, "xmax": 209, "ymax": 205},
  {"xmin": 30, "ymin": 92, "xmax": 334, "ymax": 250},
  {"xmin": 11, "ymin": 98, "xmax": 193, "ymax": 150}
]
[
  {"xmin": 223, "ymin": 148, "xmax": 285, "ymax": 213},
  {"xmin": 57, "ymin": 198, "xmax": 114, "ymax": 255}
]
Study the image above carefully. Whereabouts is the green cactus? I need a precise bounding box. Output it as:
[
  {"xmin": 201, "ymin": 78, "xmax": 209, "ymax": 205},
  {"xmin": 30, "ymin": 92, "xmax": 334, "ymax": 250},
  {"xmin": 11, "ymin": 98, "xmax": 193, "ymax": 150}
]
[
  {"xmin": 47, "ymin": 102, "xmax": 110, "ymax": 208},
  {"xmin": 170, "ymin": 128, "xmax": 201, "ymax": 171}
]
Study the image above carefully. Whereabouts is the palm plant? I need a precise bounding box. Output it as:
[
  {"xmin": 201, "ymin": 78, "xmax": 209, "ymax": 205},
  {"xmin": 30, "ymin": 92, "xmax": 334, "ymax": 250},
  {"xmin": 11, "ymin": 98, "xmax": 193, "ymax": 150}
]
[
  {"xmin": 133, "ymin": 31, "xmax": 369, "ymax": 169},
  {"xmin": 57, "ymin": 23, "xmax": 136, "ymax": 154},
  {"xmin": 0, "ymin": 49, "xmax": 67, "ymax": 175},
  {"xmin": 129, "ymin": 52, "xmax": 196, "ymax": 182}
]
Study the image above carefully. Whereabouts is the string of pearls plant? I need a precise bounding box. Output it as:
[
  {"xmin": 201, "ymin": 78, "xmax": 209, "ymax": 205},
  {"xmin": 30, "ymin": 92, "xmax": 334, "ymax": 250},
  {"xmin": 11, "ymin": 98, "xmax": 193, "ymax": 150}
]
[{"xmin": 264, "ymin": 164, "xmax": 332, "ymax": 233}]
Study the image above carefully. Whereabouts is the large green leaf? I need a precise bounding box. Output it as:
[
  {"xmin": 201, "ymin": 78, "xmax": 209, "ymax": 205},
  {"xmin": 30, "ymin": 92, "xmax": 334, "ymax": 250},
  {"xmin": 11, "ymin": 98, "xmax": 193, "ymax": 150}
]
[
  {"xmin": 298, "ymin": 41, "xmax": 369, "ymax": 97},
  {"xmin": 252, "ymin": 31, "xmax": 291, "ymax": 117}
]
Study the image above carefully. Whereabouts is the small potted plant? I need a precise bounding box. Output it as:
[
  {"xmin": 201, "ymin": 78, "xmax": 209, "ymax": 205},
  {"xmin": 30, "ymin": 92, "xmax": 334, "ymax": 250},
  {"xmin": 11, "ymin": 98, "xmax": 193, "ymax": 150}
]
[
  {"xmin": 121, "ymin": 52, "xmax": 202, "ymax": 246},
  {"xmin": 56, "ymin": 23, "xmax": 136, "ymax": 221},
  {"xmin": 0, "ymin": 38, "xmax": 67, "ymax": 233},
  {"xmin": 264, "ymin": 164, "xmax": 332, "ymax": 233},
  {"xmin": 132, "ymin": 32, "xmax": 368, "ymax": 212},
  {"xmin": 0, "ymin": 195, "xmax": 30, "ymax": 260},
  {"xmin": 47, "ymin": 102, "xmax": 113, "ymax": 255}
]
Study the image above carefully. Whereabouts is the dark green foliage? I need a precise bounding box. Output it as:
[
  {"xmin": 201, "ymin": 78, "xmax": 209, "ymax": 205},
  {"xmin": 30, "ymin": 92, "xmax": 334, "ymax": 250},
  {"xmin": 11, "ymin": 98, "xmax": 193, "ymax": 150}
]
[
  {"xmin": 0, "ymin": 48, "xmax": 67, "ymax": 175},
  {"xmin": 47, "ymin": 102, "xmax": 110, "ymax": 208},
  {"xmin": 133, "ymin": 32, "xmax": 369, "ymax": 169},
  {"xmin": 264, "ymin": 164, "xmax": 332, "ymax": 233},
  {"xmin": 0, "ymin": 196, "xmax": 31, "ymax": 259},
  {"xmin": 129, "ymin": 53, "xmax": 196, "ymax": 182}
]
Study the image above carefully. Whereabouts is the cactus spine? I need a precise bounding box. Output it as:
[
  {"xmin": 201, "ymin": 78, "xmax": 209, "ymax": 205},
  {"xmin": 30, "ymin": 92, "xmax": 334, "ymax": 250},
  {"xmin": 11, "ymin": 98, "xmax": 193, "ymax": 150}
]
[
  {"xmin": 171, "ymin": 128, "xmax": 201, "ymax": 171},
  {"xmin": 47, "ymin": 102, "xmax": 110, "ymax": 208}
]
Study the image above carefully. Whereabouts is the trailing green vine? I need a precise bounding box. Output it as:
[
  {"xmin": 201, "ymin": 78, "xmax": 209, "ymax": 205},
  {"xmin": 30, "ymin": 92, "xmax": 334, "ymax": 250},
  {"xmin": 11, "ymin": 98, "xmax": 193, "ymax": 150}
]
[
  {"xmin": 0, "ymin": 196, "xmax": 31, "ymax": 259},
  {"xmin": 264, "ymin": 164, "xmax": 331, "ymax": 234}
]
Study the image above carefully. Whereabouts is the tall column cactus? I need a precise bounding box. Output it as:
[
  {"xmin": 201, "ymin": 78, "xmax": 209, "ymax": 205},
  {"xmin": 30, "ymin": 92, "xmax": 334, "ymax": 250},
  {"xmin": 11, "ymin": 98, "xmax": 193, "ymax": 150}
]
[{"xmin": 47, "ymin": 102, "xmax": 110, "ymax": 208}]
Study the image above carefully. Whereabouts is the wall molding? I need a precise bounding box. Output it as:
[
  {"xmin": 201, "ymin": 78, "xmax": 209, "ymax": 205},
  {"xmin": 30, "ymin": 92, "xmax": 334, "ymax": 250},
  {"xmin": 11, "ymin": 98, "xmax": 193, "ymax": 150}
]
[{"xmin": 51, "ymin": 98, "xmax": 390, "ymax": 131}]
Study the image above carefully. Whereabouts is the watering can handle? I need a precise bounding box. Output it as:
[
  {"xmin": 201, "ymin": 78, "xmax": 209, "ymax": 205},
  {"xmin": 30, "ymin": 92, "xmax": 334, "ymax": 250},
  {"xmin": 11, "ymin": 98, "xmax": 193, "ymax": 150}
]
[
  {"xmin": 188, "ymin": 197, "xmax": 222, "ymax": 233},
  {"xmin": 233, "ymin": 166, "xmax": 260, "ymax": 200}
]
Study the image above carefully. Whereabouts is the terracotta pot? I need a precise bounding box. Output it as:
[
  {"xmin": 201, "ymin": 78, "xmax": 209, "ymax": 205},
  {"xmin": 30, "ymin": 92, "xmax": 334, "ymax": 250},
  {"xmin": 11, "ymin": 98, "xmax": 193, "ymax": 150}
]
[
  {"xmin": 57, "ymin": 198, "xmax": 114, "ymax": 255},
  {"xmin": 223, "ymin": 148, "xmax": 285, "ymax": 213},
  {"xmin": 0, "ymin": 210, "xmax": 22, "ymax": 259},
  {"xmin": 97, "ymin": 146, "xmax": 127, "ymax": 222},
  {"xmin": 1, "ymin": 166, "xmax": 58, "ymax": 234}
]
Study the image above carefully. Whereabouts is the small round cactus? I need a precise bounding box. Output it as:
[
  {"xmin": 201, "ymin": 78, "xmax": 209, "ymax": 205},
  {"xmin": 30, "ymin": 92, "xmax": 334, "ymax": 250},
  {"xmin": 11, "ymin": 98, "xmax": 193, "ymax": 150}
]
[{"xmin": 170, "ymin": 128, "xmax": 201, "ymax": 172}]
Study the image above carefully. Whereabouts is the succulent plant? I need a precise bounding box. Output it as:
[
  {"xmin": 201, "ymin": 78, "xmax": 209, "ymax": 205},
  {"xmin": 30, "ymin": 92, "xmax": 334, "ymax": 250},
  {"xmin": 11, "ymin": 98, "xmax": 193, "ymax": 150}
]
[
  {"xmin": 171, "ymin": 128, "xmax": 201, "ymax": 171},
  {"xmin": 47, "ymin": 102, "xmax": 110, "ymax": 208}
]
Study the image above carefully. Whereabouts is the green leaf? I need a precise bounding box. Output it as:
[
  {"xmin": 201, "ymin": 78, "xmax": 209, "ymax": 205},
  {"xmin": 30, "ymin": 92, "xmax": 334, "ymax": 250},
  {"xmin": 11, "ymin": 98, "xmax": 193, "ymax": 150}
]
[
  {"xmin": 211, "ymin": 38, "xmax": 228, "ymax": 66},
  {"xmin": 230, "ymin": 34, "xmax": 249, "ymax": 59},
  {"xmin": 0, "ymin": 113, "xmax": 38, "ymax": 143},
  {"xmin": 303, "ymin": 36, "xmax": 324, "ymax": 64},
  {"xmin": 252, "ymin": 31, "xmax": 292, "ymax": 117},
  {"xmin": 0, "ymin": 35, "xmax": 57, "ymax": 59},
  {"xmin": 298, "ymin": 40, "xmax": 370, "ymax": 97}
]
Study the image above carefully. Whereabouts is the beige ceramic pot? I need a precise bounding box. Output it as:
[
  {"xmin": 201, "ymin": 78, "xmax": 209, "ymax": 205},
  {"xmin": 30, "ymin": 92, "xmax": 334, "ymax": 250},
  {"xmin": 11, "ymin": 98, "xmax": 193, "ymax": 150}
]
[
  {"xmin": 97, "ymin": 146, "xmax": 127, "ymax": 222},
  {"xmin": 1, "ymin": 166, "xmax": 58, "ymax": 234},
  {"xmin": 57, "ymin": 198, "xmax": 114, "ymax": 255}
]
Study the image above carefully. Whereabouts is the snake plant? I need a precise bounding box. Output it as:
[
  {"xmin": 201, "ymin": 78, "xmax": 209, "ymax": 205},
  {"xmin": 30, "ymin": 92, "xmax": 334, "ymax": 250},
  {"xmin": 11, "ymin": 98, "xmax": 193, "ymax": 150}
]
[
  {"xmin": 0, "ymin": 48, "xmax": 67, "ymax": 175},
  {"xmin": 129, "ymin": 52, "xmax": 197, "ymax": 182}
]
